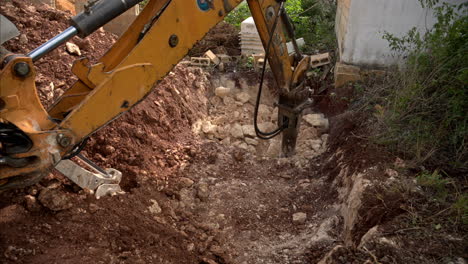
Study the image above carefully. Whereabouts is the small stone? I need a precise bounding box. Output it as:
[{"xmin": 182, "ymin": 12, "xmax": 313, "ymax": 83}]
[
  {"xmin": 230, "ymin": 123, "xmax": 244, "ymax": 139},
  {"xmin": 187, "ymin": 243, "xmax": 195, "ymax": 252},
  {"xmin": 321, "ymin": 134, "xmax": 329, "ymax": 146},
  {"xmin": 19, "ymin": 34, "xmax": 28, "ymax": 44},
  {"xmin": 245, "ymin": 138, "xmax": 258, "ymax": 146},
  {"xmin": 38, "ymin": 188, "xmax": 73, "ymax": 211},
  {"xmin": 221, "ymin": 137, "xmax": 231, "ymax": 146},
  {"xmin": 215, "ymin": 86, "xmax": 231, "ymax": 98},
  {"xmin": 271, "ymin": 107, "xmax": 279, "ymax": 121},
  {"xmin": 242, "ymin": 125, "xmax": 256, "ymax": 138},
  {"xmin": 223, "ymin": 96, "xmax": 235, "ymax": 106},
  {"xmin": 258, "ymin": 104, "xmax": 271, "ymax": 121},
  {"xmin": 197, "ymin": 183, "xmax": 210, "ymax": 201},
  {"xmin": 292, "ymin": 212, "xmax": 307, "ymax": 223},
  {"xmin": 233, "ymin": 111, "xmax": 240, "ymax": 119},
  {"xmin": 265, "ymin": 140, "xmax": 281, "ymax": 158},
  {"xmin": 89, "ymin": 203, "xmax": 99, "ymax": 213},
  {"xmin": 235, "ymin": 92, "xmax": 250, "ymax": 104},
  {"xmin": 258, "ymin": 122, "xmax": 276, "ymax": 132},
  {"xmin": 103, "ymin": 145, "xmax": 115, "ymax": 155},
  {"xmin": 179, "ymin": 177, "xmax": 194, "ymax": 188},
  {"xmin": 232, "ymin": 149, "xmax": 245, "ymax": 162},
  {"xmin": 24, "ymin": 195, "xmax": 41, "ymax": 212},
  {"xmin": 224, "ymin": 79, "xmax": 236, "ymax": 90},
  {"xmin": 202, "ymin": 121, "xmax": 217, "ymax": 134},
  {"xmin": 303, "ymin": 114, "xmax": 329, "ymax": 131},
  {"xmin": 65, "ymin": 42, "xmax": 81, "ymax": 56},
  {"xmin": 148, "ymin": 199, "xmax": 162, "ymax": 214}
]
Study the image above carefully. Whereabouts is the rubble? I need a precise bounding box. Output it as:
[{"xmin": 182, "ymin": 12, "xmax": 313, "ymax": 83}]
[
  {"xmin": 65, "ymin": 41, "xmax": 82, "ymax": 56},
  {"xmin": 215, "ymin": 86, "xmax": 231, "ymax": 97},
  {"xmin": 292, "ymin": 212, "xmax": 307, "ymax": 223},
  {"xmin": 38, "ymin": 187, "xmax": 73, "ymax": 211}
]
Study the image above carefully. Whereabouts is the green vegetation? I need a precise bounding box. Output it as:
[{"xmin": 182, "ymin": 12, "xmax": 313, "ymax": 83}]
[
  {"xmin": 366, "ymin": 0, "xmax": 467, "ymax": 174},
  {"xmin": 225, "ymin": 0, "xmax": 337, "ymax": 52}
]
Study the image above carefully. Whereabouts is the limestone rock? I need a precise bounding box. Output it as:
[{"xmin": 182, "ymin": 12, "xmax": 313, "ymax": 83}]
[
  {"xmin": 265, "ymin": 140, "xmax": 281, "ymax": 158},
  {"xmin": 242, "ymin": 125, "xmax": 256, "ymax": 138},
  {"xmin": 179, "ymin": 177, "xmax": 194, "ymax": 188},
  {"xmin": 223, "ymin": 96, "xmax": 235, "ymax": 106},
  {"xmin": 230, "ymin": 123, "xmax": 244, "ymax": 139},
  {"xmin": 197, "ymin": 183, "xmax": 210, "ymax": 201},
  {"xmin": 235, "ymin": 92, "xmax": 250, "ymax": 104},
  {"xmin": 303, "ymin": 114, "xmax": 329, "ymax": 131},
  {"xmin": 148, "ymin": 199, "xmax": 162, "ymax": 214},
  {"xmin": 65, "ymin": 42, "xmax": 81, "ymax": 56},
  {"xmin": 38, "ymin": 188, "xmax": 73, "ymax": 211},
  {"xmin": 245, "ymin": 138, "xmax": 258, "ymax": 146},
  {"xmin": 292, "ymin": 212, "xmax": 307, "ymax": 223},
  {"xmin": 258, "ymin": 122, "xmax": 276, "ymax": 132},
  {"xmin": 24, "ymin": 195, "xmax": 41, "ymax": 212},
  {"xmin": 258, "ymin": 104, "xmax": 271, "ymax": 121},
  {"xmin": 215, "ymin": 86, "xmax": 230, "ymax": 98},
  {"xmin": 202, "ymin": 121, "xmax": 217, "ymax": 135},
  {"xmin": 19, "ymin": 34, "xmax": 28, "ymax": 44}
]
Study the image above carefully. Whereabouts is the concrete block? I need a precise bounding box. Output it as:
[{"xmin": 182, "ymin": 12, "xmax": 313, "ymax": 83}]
[
  {"xmin": 310, "ymin": 53, "xmax": 331, "ymax": 68},
  {"xmin": 204, "ymin": 50, "xmax": 220, "ymax": 65},
  {"xmin": 334, "ymin": 62, "xmax": 361, "ymax": 88},
  {"xmin": 217, "ymin": 54, "xmax": 232, "ymax": 64},
  {"xmin": 190, "ymin": 57, "xmax": 211, "ymax": 67}
]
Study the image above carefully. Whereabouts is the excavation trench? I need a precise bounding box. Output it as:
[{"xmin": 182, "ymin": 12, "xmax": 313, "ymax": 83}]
[
  {"xmin": 0, "ymin": 62, "xmax": 402, "ymax": 263},
  {"xmin": 0, "ymin": 1, "xmax": 408, "ymax": 263}
]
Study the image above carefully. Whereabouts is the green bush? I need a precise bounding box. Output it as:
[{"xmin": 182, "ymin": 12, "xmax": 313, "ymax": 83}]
[
  {"xmin": 225, "ymin": 0, "xmax": 336, "ymax": 52},
  {"xmin": 373, "ymin": 1, "xmax": 468, "ymax": 173}
]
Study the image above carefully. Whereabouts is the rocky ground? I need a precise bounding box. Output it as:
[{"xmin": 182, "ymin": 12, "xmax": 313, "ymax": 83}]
[{"xmin": 1, "ymin": 1, "xmax": 466, "ymax": 264}]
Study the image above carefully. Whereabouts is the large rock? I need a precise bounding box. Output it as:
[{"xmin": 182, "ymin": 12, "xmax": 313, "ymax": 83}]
[
  {"xmin": 235, "ymin": 92, "xmax": 250, "ymax": 104},
  {"xmin": 230, "ymin": 123, "xmax": 244, "ymax": 139},
  {"xmin": 202, "ymin": 121, "xmax": 217, "ymax": 135},
  {"xmin": 265, "ymin": 140, "xmax": 281, "ymax": 157},
  {"xmin": 38, "ymin": 188, "xmax": 73, "ymax": 211},
  {"xmin": 242, "ymin": 125, "xmax": 256, "ymax": 138},
  {"xmin": 215, "ymin": 86, "xmax": 231, "ymax": 98},
  {"xmin": 245, "ymin": 138, "xmax": 258, "ymax": 146},
  {"xmin": 258, "ymin": 122, "xmax": 276, "ymax": 132},
  {"xmin": 303, "ymin": 114, "xmax": 329, "ymax": 131},
  {"xmin": 257, "ymin": 104, "xmax": 271, "ymax": 121}
]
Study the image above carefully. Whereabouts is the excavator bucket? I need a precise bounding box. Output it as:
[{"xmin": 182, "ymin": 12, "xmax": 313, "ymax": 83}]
[{"xmin": 0, "ymin": 15, "xmax": 19, "ymax": 45}]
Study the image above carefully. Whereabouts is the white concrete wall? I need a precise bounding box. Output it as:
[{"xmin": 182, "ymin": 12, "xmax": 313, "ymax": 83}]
[{"xmin": 337, "ymin": 0, "xmax": 465, "ymax": 67}]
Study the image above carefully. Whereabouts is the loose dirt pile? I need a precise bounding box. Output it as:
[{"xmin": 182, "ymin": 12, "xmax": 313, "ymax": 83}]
[
  {"xmin": 83, "ymin": 65, "xmax": 210, "ymax": 190},
  {"xmin": 189, "ymin": 22, "xmax": 241, "ymax": 57},
  {"xmin": 1, "ymin": 0, "xmax": 117, "ymax": 107}
]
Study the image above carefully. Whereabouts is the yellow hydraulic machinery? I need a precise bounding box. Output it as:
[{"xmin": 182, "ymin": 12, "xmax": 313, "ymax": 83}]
[{"xmin": 0, "ymin": 0, "xmax": 314, "ymax": 191}]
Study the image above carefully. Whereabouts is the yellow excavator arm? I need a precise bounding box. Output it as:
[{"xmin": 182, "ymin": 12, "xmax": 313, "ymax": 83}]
[{"xmin": 0, "ymin": 0, "xmax": 313, "ymax": 190}]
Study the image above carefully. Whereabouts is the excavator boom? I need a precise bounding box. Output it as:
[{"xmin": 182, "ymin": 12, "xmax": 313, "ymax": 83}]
[{"xmin": 0, "ymin": 0, "xmax": 313, "ymax": 191}]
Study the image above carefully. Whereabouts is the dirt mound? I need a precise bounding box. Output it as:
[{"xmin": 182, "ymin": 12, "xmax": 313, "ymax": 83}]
[
  {"xmin": 1, "ymin": 0, "xmax": 117, "ymax": 107},
  {"xmin": 190, "ymin": 22, "xmax": 241, "ymax": 57},
  {"xmin": 82, "ymin": 65, "xmax": 210, "ymax": 190}
]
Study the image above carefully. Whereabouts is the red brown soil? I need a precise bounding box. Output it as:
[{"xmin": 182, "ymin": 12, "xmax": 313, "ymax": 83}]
[
  {"xmin": 1, "ymin": 1, "xmax": 466, "ymax": 263},
  {"xmin": 1, "ymin": 0, "xmax": 117, "ymax": 107},
  {"xmin": 189, "ymin": 22, "xmax": 241, "ymax": 57},
  {"xmin": 82, "ymin": 65, "xmax": 209, "ymax": 190}
]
